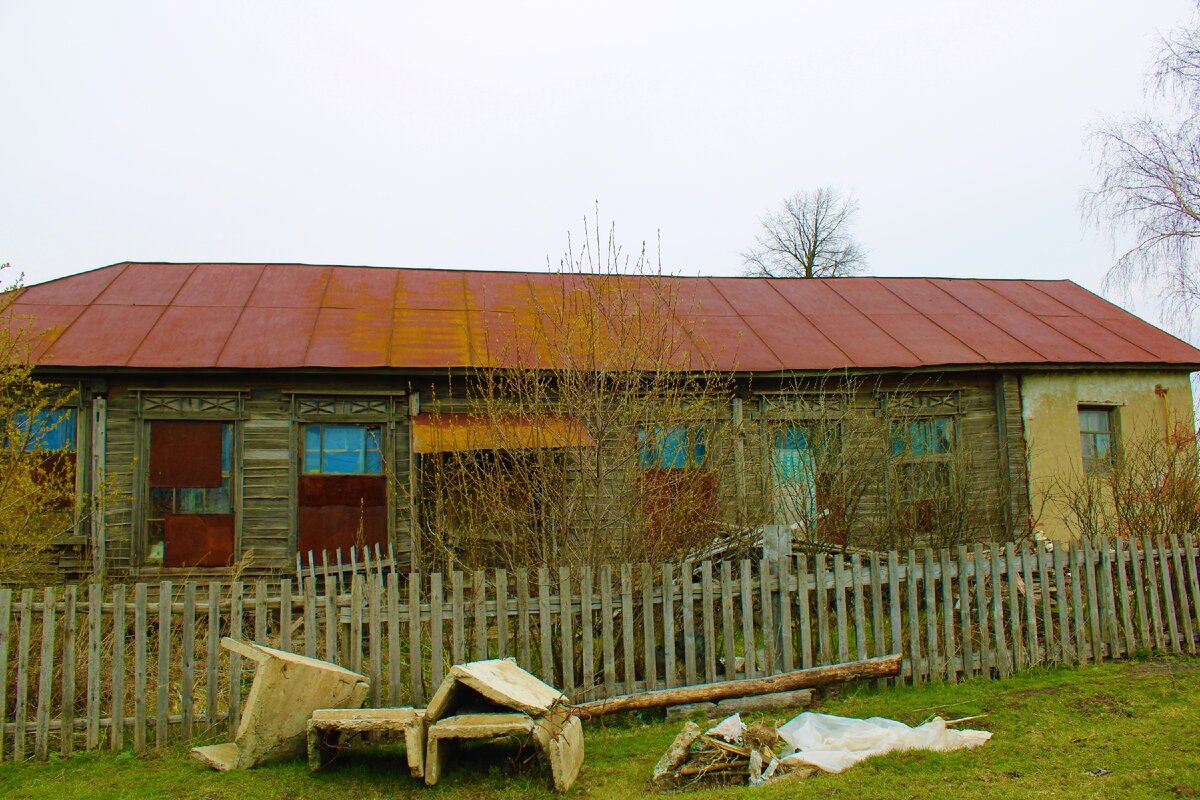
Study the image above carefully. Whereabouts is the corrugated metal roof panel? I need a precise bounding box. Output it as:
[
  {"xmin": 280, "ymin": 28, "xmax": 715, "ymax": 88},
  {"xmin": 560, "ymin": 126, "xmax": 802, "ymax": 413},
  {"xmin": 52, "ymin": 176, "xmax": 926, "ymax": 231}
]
[{"xmin": 15, "ymin": 263, "xmax": 1200, "ymax": 372}]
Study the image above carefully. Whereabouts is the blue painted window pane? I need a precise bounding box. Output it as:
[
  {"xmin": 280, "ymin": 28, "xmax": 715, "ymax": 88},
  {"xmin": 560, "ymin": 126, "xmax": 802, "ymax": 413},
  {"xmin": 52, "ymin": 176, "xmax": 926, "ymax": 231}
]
[
  {"xmin": 659, "ymin": 427, "xmax": 689, "ymax": 469},
  {"xmin": 221, "ymin": 423, "xmax": 232, "ymax": 473},
  {"xmin": 639, "ymin": 425, "xmax": 706, "ymax": 469},
  {"xmin": 775, "ymin": 426, "xmax": 809, "ymax": 453},
  {"xmin": 892, "ymin": 418, "xmax": 953, "ymax": 457},
  {"xmin": 304, "ymin": 423, "xmax": 383, "ymax": 475},
  {"xmin": 11, "ymin": 408, "xmax": 75, "ymax": 451}
]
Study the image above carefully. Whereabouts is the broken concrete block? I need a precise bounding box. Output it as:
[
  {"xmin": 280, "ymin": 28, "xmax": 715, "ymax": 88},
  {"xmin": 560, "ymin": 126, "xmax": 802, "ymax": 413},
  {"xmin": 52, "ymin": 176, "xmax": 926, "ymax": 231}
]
[
  {"xmin": 191, "ymin": 638, "xmax": 369, "ymax": 770},
  {"xmin": 307, "ymin": 707, "xmax": 426, "ymax": 778},
  {"xmin": 424, "ymin": 712, "xmax": 537, "ymax": 786},
  {"xmin": 535, "ymin": 714, "xmax": 585, "ymax": 793},
  {"xmin": 425, "ymin": 658, "xmax": 568, "ymax": 721}
]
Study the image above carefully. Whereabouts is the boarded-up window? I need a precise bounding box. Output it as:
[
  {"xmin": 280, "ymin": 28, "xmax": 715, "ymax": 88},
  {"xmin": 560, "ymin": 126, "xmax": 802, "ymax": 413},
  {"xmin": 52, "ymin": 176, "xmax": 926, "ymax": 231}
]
[
  {"xmin": 146, "ymin": 421, "xmax": 234, "ymax": 568},
  {"xmin": 298, "ymin": 423, "xmax": 387, "ymax": 558},
  {"xmin": 6, "ymin": 408, "xmax": 78, "ymax": 505},
  {"xmin": 637, "ymin": 425, "xmax": 718, "ymax": 548}
]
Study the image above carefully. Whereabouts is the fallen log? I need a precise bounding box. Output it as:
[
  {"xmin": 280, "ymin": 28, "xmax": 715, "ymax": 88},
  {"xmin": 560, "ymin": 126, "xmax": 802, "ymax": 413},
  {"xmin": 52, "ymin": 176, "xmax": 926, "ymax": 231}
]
[{"xmin": 573, "ymin": 654, "xmax": 901, "ymax": 718}]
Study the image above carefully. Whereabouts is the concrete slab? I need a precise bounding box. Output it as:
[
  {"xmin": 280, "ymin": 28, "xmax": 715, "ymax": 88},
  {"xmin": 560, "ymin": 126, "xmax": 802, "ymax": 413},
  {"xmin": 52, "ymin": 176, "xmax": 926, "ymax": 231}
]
[
  {"xmin": 307, "ymin": 707, "xmax": 426, "ymax": 777},
  {"xmin": 191, "ymin": 638, "xmax": 369, "ymax": 770},
  {"xmin": 426, "ymin": 659, "xmax": 568, "ymax": 721}
]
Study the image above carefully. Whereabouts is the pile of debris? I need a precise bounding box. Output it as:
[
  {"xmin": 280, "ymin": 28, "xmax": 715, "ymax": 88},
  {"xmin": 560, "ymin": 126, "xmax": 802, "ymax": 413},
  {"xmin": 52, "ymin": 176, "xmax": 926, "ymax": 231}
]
[{"xmin": 652, "ymin": 714, "xmax": 814, "ymax": 788}]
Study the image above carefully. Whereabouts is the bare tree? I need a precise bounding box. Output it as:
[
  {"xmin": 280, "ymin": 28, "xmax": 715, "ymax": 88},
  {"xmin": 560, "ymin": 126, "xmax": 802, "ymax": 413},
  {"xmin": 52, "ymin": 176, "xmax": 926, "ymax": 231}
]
[
  {"xmin": 1085, "ymin": 5, "xmax": 1200, "ymax": 323},
  {"xmin": 742, "ymin": 187, "xmax": 867, "ymax": 278}
]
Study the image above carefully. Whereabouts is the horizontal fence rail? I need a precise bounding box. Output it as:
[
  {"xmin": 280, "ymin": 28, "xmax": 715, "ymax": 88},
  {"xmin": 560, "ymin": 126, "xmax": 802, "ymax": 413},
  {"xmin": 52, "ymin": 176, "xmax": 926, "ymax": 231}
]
[{"xmin": 0, "ymin": 534, "xmax": 1198, "ymax": 762}]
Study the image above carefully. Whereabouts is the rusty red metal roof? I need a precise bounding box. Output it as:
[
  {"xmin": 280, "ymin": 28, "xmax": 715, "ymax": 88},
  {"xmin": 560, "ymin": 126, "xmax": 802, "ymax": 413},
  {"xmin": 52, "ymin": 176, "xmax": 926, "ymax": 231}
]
[{"xmin": 9, "ymin": 262, "xmax": 1200, "ymax": 372}]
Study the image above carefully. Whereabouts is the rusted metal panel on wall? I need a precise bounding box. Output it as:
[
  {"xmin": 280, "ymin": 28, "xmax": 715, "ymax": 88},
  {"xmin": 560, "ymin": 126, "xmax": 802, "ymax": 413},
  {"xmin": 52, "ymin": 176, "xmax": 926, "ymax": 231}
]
[
  {"xmin": 297, "ymin": 505, "xmax": 387, "ymax": 557},
  {"xmin": 148, "ymin": 421, "xmax": 223, "ymax": 488},
  {"xmin": 298, "ymin": 475, "xmax": 386, "ymax": 507},
  {"xmin": 163, "ymin": 514, "xmax": 235, "ymax": 568}
]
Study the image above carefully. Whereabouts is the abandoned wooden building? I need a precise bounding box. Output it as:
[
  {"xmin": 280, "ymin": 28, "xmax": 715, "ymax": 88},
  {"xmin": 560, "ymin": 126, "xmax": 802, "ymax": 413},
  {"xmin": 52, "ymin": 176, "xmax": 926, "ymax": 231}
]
[{"xmin": 7, "ymin": 261, "xmax": 1200, "ymax": 578}]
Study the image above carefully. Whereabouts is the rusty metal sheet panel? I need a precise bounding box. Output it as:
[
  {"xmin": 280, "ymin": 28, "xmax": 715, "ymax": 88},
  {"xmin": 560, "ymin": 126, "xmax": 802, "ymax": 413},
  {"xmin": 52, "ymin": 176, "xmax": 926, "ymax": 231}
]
[
  {"xmin": 323, "ymin": 266, "xmax": 400, "ymax": 309},
  {"xmin": 390, "ymin": 307, "xmax": 477, "ymax": 368},
  {"xmin": 670, "ymin": 279, "xmax": 739, "ymax": 316},
  {"xmin": 94, "ymin": 263, "xmax": 195, "ymax": 306},
  {"xmin": 709, "ymin": 277, "xmax": 799, "ymax": 316},
  {"xmin": 174, "ymin": 263, "xmax": 265, "ymax": 307},
  {"xmin": 217, "ymin": 306, "xmax": 318, "ymax": 368},
  {"xmin": 163, "ymin": 514, "xmax": 234, "ymax": 568},
  {"xmin": 825, "ymin": 278, "xmax": 918, "ymax": 315},
  {"xmin": 411, "ymin": 413, "xmax": 595, "ymax": 453},
  {"xmin": 38, "ymin": 304, "xmax": 163, "ymax": 367},
  {"xmin": 1019, "ymin": 280, "xmax": 1126, "ymax": 318},
  {"xmin": 129, "ymin": 305, "xmax": 243, "ymax": 367},
  {"xmin": 16, "ymin": 263, "xmax": 127, "ymax": 305},
  {"xmin": 394, "ymin": 269, "xmax": 468, "ymax": 310},
  {"xmin": 924, "ymin": 313, "xmax": 1044, "ymax": 363},
  {"xmin": 463, "ymin": 270, "xmax": 535, "ymax": 311},
  {"xmin": 247, "ymin": 264, "xmax": 331, "ymax": 307},
  {"xmin": 766, "ymin": 278, "xmax": 860, "ymax": 316},
  {"xmin": 297, "ymin": 505, "xmax": 387, "ymax": 557},
  {"xmin": 1092, "ymin": 315, "xmax": 1200, "ymax": 362},
  {"xmin": 866, "ymin": 313, "xmax": 985, "ymax": 366},
  {"xmin": 150, "ymin": 421, "xmax": 223, "ymax": 488},
  {"xmin": 678, "ymin": 315, "xmax": 782, "ymax": 372},
  {"xmin": 873, "ymin": 278, "xmax": 975, "ymax": 315},
  {"xmin": 741, "ymin": 314, "xmax": 849, "ymax": 372},
  {"xmin": 298, "ymin": 474, "xmax": 386, "ymax": 507},
  {"xmin": 805, "ymin": 312, "xmax": 920, "ymax": 368},
  {"xmin": 1040, "ymin": 315, "xmax": 1158, "ymax": 362},
  {"xmin": 305, "ymin": 307, "xmax": 392, "ymax": 367},
  {"xmin": 6, "ymin": 303, "xmax": 85, "ymax": 361},
  {"xmin": 977, "ymin": 279, "xmax": 1082, "ymax": 317}
]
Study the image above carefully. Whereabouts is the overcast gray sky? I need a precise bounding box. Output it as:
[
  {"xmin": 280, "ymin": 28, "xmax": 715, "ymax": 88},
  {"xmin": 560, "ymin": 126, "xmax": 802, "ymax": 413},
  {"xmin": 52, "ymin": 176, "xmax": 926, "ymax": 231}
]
[{"xmin": 1, "ymin": 1, "xmax": 1192, "ymax": 318}]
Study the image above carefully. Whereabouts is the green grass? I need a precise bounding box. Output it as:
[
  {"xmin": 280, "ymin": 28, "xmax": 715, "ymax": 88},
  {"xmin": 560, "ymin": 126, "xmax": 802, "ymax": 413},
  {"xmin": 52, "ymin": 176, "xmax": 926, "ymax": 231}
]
[{"xmin": 2, "ymin": 658, "xmax": 1198, "ymax": 799}]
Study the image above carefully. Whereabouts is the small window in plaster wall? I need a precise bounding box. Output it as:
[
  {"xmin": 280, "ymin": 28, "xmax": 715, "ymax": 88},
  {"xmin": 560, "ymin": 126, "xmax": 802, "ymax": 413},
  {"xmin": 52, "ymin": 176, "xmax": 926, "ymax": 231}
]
[{"xmin": 1078, "ymin": 406, "xmax": 1117, "ymax": 474}]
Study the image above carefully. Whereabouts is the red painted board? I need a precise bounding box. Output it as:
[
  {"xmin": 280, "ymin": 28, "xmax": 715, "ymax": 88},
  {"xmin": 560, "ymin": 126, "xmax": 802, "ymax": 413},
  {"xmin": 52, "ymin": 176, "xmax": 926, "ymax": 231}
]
[
  {"xmin": 163, "ymin": 514, "xmax": 235, "ymax": 568},
  {"xmin": 150, "ymin": 421, "xmax": 222, "ymax": 488},
  {"xmin": 297, "ymin": 505, "xmax": 388, "ymax": 557},
  {"xmin": 298, "ymin": 474, "xmax": 387, "ymax": 507}
]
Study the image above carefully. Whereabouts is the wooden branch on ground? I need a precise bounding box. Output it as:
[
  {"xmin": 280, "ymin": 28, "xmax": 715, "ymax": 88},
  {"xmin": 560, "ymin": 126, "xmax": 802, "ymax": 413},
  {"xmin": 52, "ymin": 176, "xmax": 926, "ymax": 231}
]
[{"xmin": 573, "ymin": 654, "xmax": 901, "ymax": 718}]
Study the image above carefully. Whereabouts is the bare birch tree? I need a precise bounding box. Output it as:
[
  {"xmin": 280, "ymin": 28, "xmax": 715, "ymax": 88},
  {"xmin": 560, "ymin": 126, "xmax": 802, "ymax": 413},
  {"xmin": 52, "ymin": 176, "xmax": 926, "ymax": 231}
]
[
  {"xmin": 1085, "ymin": 4, "xmax": 1200, "ymax": 323},
  {"xmin": 742, "ymin": 187, "xmax": 867, "ymax": 278}
]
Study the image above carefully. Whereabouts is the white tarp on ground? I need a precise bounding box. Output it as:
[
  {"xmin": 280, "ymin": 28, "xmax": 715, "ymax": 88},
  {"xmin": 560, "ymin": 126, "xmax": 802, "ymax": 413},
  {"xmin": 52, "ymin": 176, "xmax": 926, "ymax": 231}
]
[{"xmin": 777, "ymin": 712, "xmax": 992, "ymax": 774}]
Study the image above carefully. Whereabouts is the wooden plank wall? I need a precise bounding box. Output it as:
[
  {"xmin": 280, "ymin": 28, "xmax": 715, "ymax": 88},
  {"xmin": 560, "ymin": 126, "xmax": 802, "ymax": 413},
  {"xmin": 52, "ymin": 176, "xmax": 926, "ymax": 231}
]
[{"xmin": 2, "ymin": 535, "xmax": 1199, "ymax": 762}]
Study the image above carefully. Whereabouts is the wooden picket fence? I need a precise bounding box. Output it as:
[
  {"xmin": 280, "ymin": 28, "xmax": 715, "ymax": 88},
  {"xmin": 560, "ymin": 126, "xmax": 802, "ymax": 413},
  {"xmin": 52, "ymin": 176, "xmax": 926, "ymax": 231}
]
[{"xmin": 1, "ymin": 534, "xmax": 1199, "ymax": 763}]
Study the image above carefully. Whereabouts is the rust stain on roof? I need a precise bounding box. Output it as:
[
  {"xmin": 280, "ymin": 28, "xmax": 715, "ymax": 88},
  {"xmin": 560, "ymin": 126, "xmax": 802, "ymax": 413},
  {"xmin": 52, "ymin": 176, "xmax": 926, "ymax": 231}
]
[{"xmin": 11, "ymin": 263, "xmax": 1200, "ymax": 372}]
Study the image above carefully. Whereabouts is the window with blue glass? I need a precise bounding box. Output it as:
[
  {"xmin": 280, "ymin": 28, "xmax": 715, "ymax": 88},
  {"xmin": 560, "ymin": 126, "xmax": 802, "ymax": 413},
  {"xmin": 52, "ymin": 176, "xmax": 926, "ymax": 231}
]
[
  {"xmin": 771, "ymin": 426, "xmax": 818, "ymax": 523},
  {"xmin": 891, "ymin": 416, "xmax": 955, "ymax": 504},
  {"xmin": 8, "ymin": 408, "xmax": 76, "ymax": 451},
  {"xmin": 303, "ymin": 424, "xmax": 383, "ymax": 475},
  {"xmin": 638, "ymin": 425, "xmax": 707, "ymax": 469}
]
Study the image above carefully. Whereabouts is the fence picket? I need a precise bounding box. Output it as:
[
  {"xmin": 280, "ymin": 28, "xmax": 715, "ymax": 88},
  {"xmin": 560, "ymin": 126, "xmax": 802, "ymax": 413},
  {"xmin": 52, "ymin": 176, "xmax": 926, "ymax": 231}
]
[
  {"xmin": 515, "ymin": 568, "xmax": 530, "ymax": 673},
  {"xmin": 1020, "ymin": 546, "xmax": 1037, "ymax": 667},
  {"xmin": 816, "ymin": 553, "xmax": 831, "ymax": 667},
  {"xmin": 973, "ymin": 544, "xmax": 991, "ymax": 675},
  {"xmin": 109, "ymin": 585, "xmax": 125, "ymax": 752},
  {"xmin": 644, "ymin": 564, "xmax": 659, "ymax": 688},
  {"xmin": 681, "ymin": 562, "xmax": 697, "ymax": 686},
  {"xmin": 539, "ymin": 567, "xmax": 554, "ymax": 686},
  {"xmin": 622, "ymin": 564, "xmax": 638, "ymax": 689},
  {"xmin": 205, "ymin": 582, "xmax": 219, "ymax": 733},
  {"xmin": 13, "ymin": 590, "xmax": 33, "ymax": 761},
  {"xmin": 133, "ymin": 583, "xmax": 147, "ymax": 754},
  {"xmin": 278, "ymin": 579, "xmax": 291, "ymax": 654},
  {"xmin": 86, "ymin": 585, "xmax": 100, "ymax": 750},
  {"xmin": 870, "ymin": 552, "xmax": 885, "ymax": 663},
  {"xmin": 430, "ymin": 573, "xmax": 444, "ymax": 690},
  {"xmin": 582, "ymin": 567, "xmax": 596, "ymax": 695},
  {"xmin": 600, "ymin": 566, "xmax": 616, "ymax": 696},
  {"xmin": 1004, "ymin": 544, "xmax": 1022, "ymax": 670},
  {"xmin": 989, "ymin": 545, "xmax": 1010, "ymax": 677},
  {"xmin": 61, "ymin": 585, "xmax": 77, "ymax": 756},
  {"xmin": 906, "ymin": 551, "xmax": 921, "ymax": 684},
  {"xmin": 887, "ymin": 550, "xmax": 902, "ymax": 683},
  {"xmin": 560, "ymin": 566, "xmax": 574, "ymax": 695},
  {"xmin": 797, "ymin": 554, "xmax": 814, "ymax": 670},
  {"xmin": 835, "ymin": 555, "xmax": 850, "ymax": 665},
  {"xmin": 700, "ymin": 563, "xmax": 715, "ymax": 681},
  {"xmin": 940, "ymin": 549, "xmax": 957, "ymax": 682},
  {"xmin": 852, "ymin": 554, "xmax": 867, "ymax": 665},
  {"xmin": 923, "ymin": 549, "xmax": 939, "ymax": 680},
  {"xmin": 229, "ymin": 581, "xmax": 243, "ymax": 732},
  {"xmin": 1157, "ymin": 536, "xmax": 1182, "ymax": 653},
  {"xmin": 350, "ymin": 576, "xmax": 364, "ymax": 674},
  {"xmin": 738, "ymin": 560, "xmax": 755, "ymax": 678},
  {"xmin": 387, "ymin": 573, "xmax": 401, "ymax": 705},
  {"xmin": 719, "ymin": 561, "xmax": 735, "ymax": 680},
  {"xmin": 181, "ymin": 583, "xmax": 195, "ymax": 743},
  {"xmin": 0, "ymin": 589, "xmax": 10, "ymax": 762},
  {"xmin": 759, "ymin": 557, "xmax": 775, "ymax": 676},
  {"xmin": 1036, "ymin": 545, "xmax": 1053, "ymax": 664},
  {"xmin": 1069, "ymin": 543, "xmax": 1087, "ymax": 664},
  {"xmin": 473, "ymin": 570, "xmax": 487, "ymax": 662},
  {"xmin": 408, "ymin": 573, "xmax": 424, "ymax": 706},
  {"xmin": 157, "ymin": 581, "xmax": 173, "ymax": 748},
  {"xmin": 776, "ymin": 558, "xmax": 793, "ymax": 674},
  {"xmin": 495, "ymin": 568, "xmax": 509, "ymax": 661},
  {"xmin": 1169, "ymin": 536, "xmax": 1195, "ymax": 655},
  {"xmin": 1143, "ymin": 536, "xmax": 1165, "ymax": 651},
  {"xmin": 1099, "ymin": 541, "xmax": 1121, "ymax": 658},
  {"xmin": 451, "ymin": 571, "xmax": 465, "ymax": 667},
  {"xmin": 1186, "ymin": 535, "xmax": 1200, "ymax": 649},
  {"xmin": 1114, "ymin": 539, "xmax": 1135, "ymax": 658},
  {"xmin": 955, "ymin": 546, "xmax": 974, "ymax": 678},
  {"xmin": 304, "ymin": 577, "xmax": 317, "ymax": 660},
  {"xmin": 1081, "ymin": 540, "xmax": 1103, "ymax": 663},
  {"xmin": 34, "ymin": 587, "xmax": 56, "ymax": 760},
  {"xmin": 368, "ymin": 576, "xmax": 382, "ymax": 706}
]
